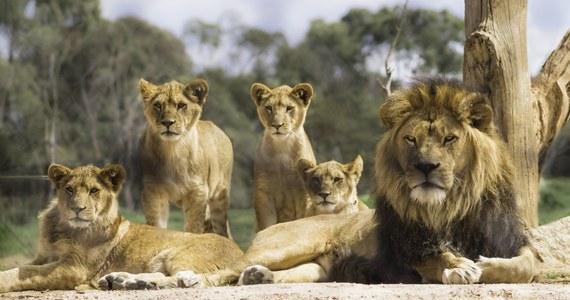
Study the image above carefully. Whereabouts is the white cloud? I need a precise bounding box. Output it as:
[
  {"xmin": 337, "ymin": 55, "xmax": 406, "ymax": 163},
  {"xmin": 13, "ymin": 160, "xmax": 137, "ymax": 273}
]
[{"xmin": 100, "ymin": 0, "xmax": 569, "ymax": 76}]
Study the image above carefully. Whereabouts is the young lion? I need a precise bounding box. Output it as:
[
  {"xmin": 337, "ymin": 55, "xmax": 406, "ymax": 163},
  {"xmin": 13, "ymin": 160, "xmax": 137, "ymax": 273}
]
[
  {"xmin": 139, "ymin": 79, "xmax": 233, "ymax": 237},
  {"xmin": 297, "ymin": 155, "xmax": 369, "ymax": 217},
  {"xmin": 0, "ymin": 164, "xmax": 242, "ymax": 292},
  {"xmin": 250, "ymin": 82, "xmax": 316, "ymax": 231}
]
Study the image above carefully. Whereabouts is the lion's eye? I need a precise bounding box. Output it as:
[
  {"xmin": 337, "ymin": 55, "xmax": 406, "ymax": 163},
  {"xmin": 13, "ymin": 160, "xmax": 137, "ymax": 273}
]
[
  {"xmin": 333, "ymin": 177, "xmax": 343, "ymax": 184},
  {"xmin": 177, "ymin": 103, "xmax": 187, "ymax": 110},
  {"xmin": 444, "ymin": 135, "xmax": 458, "ymax": 145},
  {"xmin": 153, "ymin": 103, "xmax": 162, "ymax": 110},
  {"xmin": 90, "ymin": 188, "xmax": 99, "ymax": 195},
  {"xmin": 312, "ymin": 177, "xmax": 320, "ymax": 184},
  {"xmin": 265, "ymin": 106, "xmax": 272, "ymax": 113},
  {"xmin": 286, "ymin": 106, "xmax": 294, "ymax": 112},
  {"xmin": 404, "ymin": 135, "xmax": 416, "ymax": 145},
  {"xmin": 65, "ymin": 187, "xmax": 73, "ymax": 194}
]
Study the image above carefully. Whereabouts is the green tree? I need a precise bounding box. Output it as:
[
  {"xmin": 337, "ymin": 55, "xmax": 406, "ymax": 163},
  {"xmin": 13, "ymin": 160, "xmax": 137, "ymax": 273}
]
[
  {"xmin": 274, "ymin": 6, "xmax": 464, "ymax": 193},
  {"xmin": 0, "ymin": 0, "xmax": 191, "ymax": 213}
]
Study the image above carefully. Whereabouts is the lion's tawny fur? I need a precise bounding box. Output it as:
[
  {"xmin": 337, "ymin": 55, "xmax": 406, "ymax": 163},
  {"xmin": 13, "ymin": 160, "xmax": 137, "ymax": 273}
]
[
  {"xmin": 0, "ymin": 164, "xmax": 242, "ymax": 293},
  {"xmin": 375, "ymin": 78, "xmax": 513, "ymax": 231},
  {"xmin": 139, "ymin": 79, "xmax": 233, "ymax": 237},
  {"xmin": 297, "ymin": 155, "xmax": 369, "ymax": 217},
  {"xmin": 99, "ymin": 210, "xmax": 379, "ymax": 288},
  {"xmin": 96, "ymin": 155, "xmax": 374, "ymax": 289},
  {"xmin": 250, "ymin": 82, "xmax": 316, "ymax": 231},
  {"xmin": 368, "ymin": 77, "xmax": 535, "ymax": 284}
]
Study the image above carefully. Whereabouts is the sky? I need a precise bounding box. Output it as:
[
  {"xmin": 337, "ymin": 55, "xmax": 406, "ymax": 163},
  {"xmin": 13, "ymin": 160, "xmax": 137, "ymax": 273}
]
[{"xmin": 99, "ymin": 0, "xmax": 570, "ymax": 76}]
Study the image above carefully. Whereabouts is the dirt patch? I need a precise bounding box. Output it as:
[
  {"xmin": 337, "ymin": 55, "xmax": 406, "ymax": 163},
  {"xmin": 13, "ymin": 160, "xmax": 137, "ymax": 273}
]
[{"xmin": 2, "ymin": 283, "xmax": 569, "ymax": 299}]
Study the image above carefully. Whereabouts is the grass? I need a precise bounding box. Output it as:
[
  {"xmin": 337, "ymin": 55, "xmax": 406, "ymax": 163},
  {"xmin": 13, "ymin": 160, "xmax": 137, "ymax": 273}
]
[
  {"xmin": 539, "ymin": 177, "xmax": 570, "ymax": 225},
  {"xmin": 1, "ymin": 178, "xmax": 569, "ymax": 268}
]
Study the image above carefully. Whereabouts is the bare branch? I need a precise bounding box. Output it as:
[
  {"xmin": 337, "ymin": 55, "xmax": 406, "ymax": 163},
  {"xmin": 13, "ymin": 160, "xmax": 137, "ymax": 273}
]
[
  {"xmin": 378, "ymin": 0, "xmax": 409, "ymax": 96},
  {"xmin": 531, "ymin": 29, "xmax": 570, "ymax": 157}
]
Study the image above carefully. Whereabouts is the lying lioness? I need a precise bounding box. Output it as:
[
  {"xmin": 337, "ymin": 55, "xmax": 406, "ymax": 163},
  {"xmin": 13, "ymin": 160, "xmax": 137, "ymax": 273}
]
[
  {"xmin": 0, "ymin": 163, "xmax": 243, "ymax": 292},
  {"xmin": 101, "ymin": 210, "xmax": 377, "ymax": 288}
]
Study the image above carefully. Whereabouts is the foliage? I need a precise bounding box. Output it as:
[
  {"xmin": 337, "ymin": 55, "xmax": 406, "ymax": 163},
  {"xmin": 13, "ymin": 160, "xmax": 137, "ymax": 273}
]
[
  {"xmin": 0, "ymin": 2, "xmax": 469, "ymax": 224},
  {"xmin": 539, "ymin": 177, "xmax": 570, "ymax": 224}
]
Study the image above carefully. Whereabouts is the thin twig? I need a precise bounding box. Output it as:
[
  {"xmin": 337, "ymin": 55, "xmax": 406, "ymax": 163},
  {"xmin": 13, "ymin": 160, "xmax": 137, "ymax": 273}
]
[{"xmin": 378, "ymin": 0, "xmax": 409, "ymax": 96}]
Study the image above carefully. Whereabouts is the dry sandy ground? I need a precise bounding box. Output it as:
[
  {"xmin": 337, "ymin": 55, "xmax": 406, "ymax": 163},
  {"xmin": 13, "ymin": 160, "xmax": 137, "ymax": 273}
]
[{"xmin": 2, "ymin": 282, "xmax": 570, "ymax": 300}]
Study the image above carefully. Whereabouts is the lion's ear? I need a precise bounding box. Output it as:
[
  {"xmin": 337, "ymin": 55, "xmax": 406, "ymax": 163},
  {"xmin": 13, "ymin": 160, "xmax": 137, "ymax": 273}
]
[
  {"xmin": 139, "ymin": 79, "xmax": 157, "ymax": 103},
  {"xmin": 250, "ymin": 83, "xmax": 271, "ymax": 106},
  {"xmin": 345, "ymin": 155, "xmax": 364, "ymax": 180},
  {"xmin": 48, "ymin": 164, "xmax": 72, "ymax": 188},
  {"xmin": 184, "ymin": 79, "xmax": 209, "ymax": 106},
  {"xmin": 296, "ymin": 158, "xmax": 316, "ymax": 181},
  {"xmin": 291, "ymin": 83, "xmax": 314, "ymax": 106},
  {"xmin": 379, "ymin": 92, "xmax": 411, "ymax": 129},
  {"xmin": 462, "ymin": 92, "xmax": 494, "ymax": 132},
  {"xmin": 99, "ymin": 164, "xmax": 126, "ymax": 192}
]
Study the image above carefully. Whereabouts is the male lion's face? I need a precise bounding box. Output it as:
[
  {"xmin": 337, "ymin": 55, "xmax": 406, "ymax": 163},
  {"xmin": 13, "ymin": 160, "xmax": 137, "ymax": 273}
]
[
  {"xmin": 298, "ymin": 156, "xmax": 363, "ymax": 214},
  {"xmin": 139, "ymin": 79, "xmax": 209, "ymax": 141},
  {"xmin": 250, "ymin": 83, "xmax": 313, "ymax": 137},
  {"xmin": 395, "ymin": 113, "xmax": 470, "ymax": 205},
  {"xmin": 379, "ymin": 78, "xmax": 493, "ymax": 207},
  {"xmin": 48, "ymin": 164, "xmax": 125, "ymax": 229}
]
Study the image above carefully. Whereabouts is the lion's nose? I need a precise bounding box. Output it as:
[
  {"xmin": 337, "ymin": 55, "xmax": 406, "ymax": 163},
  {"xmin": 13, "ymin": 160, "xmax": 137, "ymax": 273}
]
[
  {"xmin": 318, "ymin": 192, "xmax": 331, "ymax": 200},
  {"xmin": 162, "ymin": 120, "xmax": 175, "ymax": 128},
  {"xmin": 72, "ymin": 206, "xmax": 86, "ymax": 215},
  {"xmin": 272, "ymin": 123, "xmax": 284, "ymax": 130},
  {"xmin": 414, "ymin": 162, "xmax": 440, "ymax": 175}
]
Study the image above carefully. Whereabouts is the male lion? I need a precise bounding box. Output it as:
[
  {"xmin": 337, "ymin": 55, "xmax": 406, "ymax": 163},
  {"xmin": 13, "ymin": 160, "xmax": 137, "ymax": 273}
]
[
  {"xmin": 0, "ymin": 164, "xmax": 242, "ymax": 292},
  {"xmin": 250, "ymin": 82, "xmax": 316, "ymax": 231},
  {"xmin": 139, "ymin": 79, "xmax": 233, "ymax": 237},
  {"xmin": 298, "ymin": 155, "xmax": 369, "ymax": 216},
  {"xmin": 338, "ymin": 77, "xmax": 536, "ymax": 284}
]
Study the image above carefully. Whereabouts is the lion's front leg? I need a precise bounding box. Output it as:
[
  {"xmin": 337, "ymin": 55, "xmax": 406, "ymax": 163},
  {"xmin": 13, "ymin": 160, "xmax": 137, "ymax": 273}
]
[
  {"xmin": 0, "ymin": 268, "xmax": 20, "ymax": 292},
  {"xmin": 141, "ymin": 184, "xmax": 169, "ymax": 228},
  {"xmin": 238, "ymin": 262, "xmax": 327, "ymax": 285},
  {"xmin": 415, "ymin": 252, "xmax": 482, "ymax": 284},
  {"xmin": 0, "ymin": 262, "xmax": 88, "ymax": 292},
  {"xmin": 253, "ymin": 189, "xmax": 276, "ymax": 232},
  {"xmin": 208, "ymin": 186, "xmax": 231, "ymax": 238},
  {"xmin": 182, "ymin": 187, "xmax": 209, "ymax": 233},
  {"xmin": 477, "ymin": 246, "xmax": 537, "ymax": 283},
  {"xmin": 98, "ymin": 272, "xmax": 177, "ymax": 290},
  {"xmin": 175, "ymin": 269, "xmax": 237, "ymax": 288}
]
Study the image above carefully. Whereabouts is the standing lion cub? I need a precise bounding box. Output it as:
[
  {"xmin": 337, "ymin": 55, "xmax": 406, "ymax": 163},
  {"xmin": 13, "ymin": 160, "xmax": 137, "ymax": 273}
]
[
  {"xmin": 139, "ymin": 79, "xmax": 233, "ymax": 237},
  {"xmin": 250, "ymin": 82, "xmax": 316, "ymax": 231}
]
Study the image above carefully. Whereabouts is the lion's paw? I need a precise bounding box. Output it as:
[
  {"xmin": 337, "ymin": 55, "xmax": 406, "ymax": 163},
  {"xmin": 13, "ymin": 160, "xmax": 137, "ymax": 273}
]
[
  {"xmin": 476, "ymin": 255, "xmax": 500, "ymax": 267},
  {"xmin": 98, "ymin": 272, "xmax": 164, "ymax": 290},
  {"xmin": 442, "ymin": 258, "xmax": 482, "ymax": 284},
  {"xmin": 176, "ymin": 270, "xmax": 204, "ymax": 288},
  {"xmin": 238, "ymin": 265, "xmax": 274, "ymax": 285}
]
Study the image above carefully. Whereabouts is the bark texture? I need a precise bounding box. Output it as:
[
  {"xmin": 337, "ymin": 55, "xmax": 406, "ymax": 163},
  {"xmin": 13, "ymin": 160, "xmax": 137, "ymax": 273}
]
[{"xmin": 463, "ymin": 0, "xmax": 570, "ymax": 227}]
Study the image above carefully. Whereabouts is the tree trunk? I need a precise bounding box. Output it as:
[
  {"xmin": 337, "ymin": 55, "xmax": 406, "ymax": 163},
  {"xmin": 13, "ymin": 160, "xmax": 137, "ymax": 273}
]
[{"xmin": 463, "ymin": 0, "xmax": 570, "ymax": 227}]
